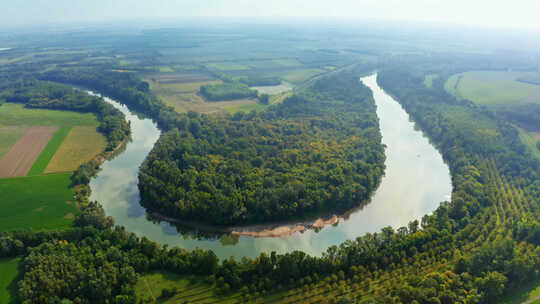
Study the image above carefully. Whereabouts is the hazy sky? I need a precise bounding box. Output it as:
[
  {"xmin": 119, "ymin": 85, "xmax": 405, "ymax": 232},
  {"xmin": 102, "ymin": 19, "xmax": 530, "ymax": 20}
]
[{"xmin": 1, "ymin": 0, "xmax": 539, "ymax": 30}]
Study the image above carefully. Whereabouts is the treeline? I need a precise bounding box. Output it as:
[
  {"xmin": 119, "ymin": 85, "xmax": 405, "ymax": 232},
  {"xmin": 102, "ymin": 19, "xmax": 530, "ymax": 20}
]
[
  {"xmin": 200, "ymin": 82, "xmax": 258, "ymax": 101},
  {"xmin": 138, "ymin": 71, "xmax": 385, "ymax": 225},
  {"xmin": 0, "ymin": 78, "xmax": 130, "ymax": 151}
]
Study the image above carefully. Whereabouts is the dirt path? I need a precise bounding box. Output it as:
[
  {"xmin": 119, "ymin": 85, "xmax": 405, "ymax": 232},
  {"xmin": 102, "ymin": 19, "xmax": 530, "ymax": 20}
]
[{"xmin": 0, "ymin": 126, "xmax": 58, "ymax": 178}]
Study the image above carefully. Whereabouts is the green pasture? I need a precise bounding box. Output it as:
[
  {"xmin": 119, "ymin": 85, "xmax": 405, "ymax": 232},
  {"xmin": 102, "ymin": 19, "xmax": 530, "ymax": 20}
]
[
  {"xmin": 445, "ymin": 71, "xmax": 540, "ymax": 105},
  {"xmin": 0, "ymin": 173, "xmax": 77, "ymax": 232},
  {"xmin": 0, "ymin": 103, "xmax": 99, "ymax": 127},
  {"xmin": 222, "ymin": 102, "xmax": 268, "ymax": 114}
]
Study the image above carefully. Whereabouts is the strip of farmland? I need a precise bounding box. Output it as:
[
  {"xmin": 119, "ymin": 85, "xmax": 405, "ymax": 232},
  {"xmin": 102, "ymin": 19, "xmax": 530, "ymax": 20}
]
[{"xmin": 0, "ymin": 126, "xmax": 58, "ymax": 178}]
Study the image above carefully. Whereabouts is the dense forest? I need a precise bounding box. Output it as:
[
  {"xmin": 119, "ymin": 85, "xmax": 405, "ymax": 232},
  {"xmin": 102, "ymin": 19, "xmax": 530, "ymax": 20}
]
[{"xmin": 138, "ymin": 72, "xmax": 385, "ymax": 225}]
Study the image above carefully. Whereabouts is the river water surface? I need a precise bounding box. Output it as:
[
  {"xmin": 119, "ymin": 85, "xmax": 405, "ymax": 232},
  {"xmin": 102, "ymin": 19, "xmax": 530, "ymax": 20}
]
[{"xmin": 89, "ymin": 74, "xmax": 451, "ymax": 259}]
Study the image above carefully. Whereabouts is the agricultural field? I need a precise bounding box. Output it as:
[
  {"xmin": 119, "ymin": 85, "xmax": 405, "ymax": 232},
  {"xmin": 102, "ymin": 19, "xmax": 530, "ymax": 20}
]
[
  {"xmin": 0, "ymin": 103, "xmax": 106, "ymax": 177},
  {"xmin": 44, "ymin": 126, "xmax": 107, "ymax": 173},
  {"xmin": 0, "ymin": 126, "xmax": 28, "ymax": 158},
  {"xmin": 0, "ymin": 103, "xmax": 98, "ymax": 126},
  {"xmin": 0, "ymin": 173, "xmax": 77, "ymax": 232},
  {"xmin": 0, "ymin": 126, "xmax": 58, "ymax": 178},
  {"xmin": 0, "ymin": 258, "xmax": 21, "ymax": 304},
  {"xmin": 444, "ymin": 71, "xmax": 540, "ymax": 105},
  {"xmin": 145, "ymin": 73, "xmax": 266, "ymax": 114},
  {"xmin": 26, "ymin": 126, "xmax": 70, "ymax": 176}
]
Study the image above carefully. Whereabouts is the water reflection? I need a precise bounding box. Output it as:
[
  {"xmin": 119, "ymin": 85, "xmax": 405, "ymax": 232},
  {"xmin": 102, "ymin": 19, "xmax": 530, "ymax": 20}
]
[{"xmin": 89, "ymin": 74, "xmax": 451, "ymax": 259}]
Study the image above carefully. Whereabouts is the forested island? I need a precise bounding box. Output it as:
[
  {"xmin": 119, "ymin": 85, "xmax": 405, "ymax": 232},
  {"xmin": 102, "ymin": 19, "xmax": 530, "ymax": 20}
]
[{"xmin": 138, "ymin": 71, "xmax": 385, "ymax": 225}]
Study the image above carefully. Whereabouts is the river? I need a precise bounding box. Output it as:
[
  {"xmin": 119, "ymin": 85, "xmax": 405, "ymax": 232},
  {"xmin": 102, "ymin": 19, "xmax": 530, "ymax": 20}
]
[{"xmin": 88, "ymin": 74, "xmax": 452, "ymax": 259}]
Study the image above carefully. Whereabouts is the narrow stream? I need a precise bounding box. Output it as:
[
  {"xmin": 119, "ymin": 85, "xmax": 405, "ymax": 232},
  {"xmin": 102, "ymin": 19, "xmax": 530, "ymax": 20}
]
[{"xmin": 88, "ymin": 74, "xmax": 452, "ymax": 259}]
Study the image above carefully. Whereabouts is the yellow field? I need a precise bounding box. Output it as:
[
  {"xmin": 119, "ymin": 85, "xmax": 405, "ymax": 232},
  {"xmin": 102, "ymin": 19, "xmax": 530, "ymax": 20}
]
[{"xmin": 44, "ymin": 126, "xmax": 107, "ymax": 173}]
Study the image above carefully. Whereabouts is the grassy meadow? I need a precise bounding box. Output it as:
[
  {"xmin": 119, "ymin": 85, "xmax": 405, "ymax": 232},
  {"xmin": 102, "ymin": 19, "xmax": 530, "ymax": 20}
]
[
  {"xmin": 0, "ymin": 258, "xmax": 21, "ymax": 304},
  {"xmin": 444, "ymin": 71, "xmax": 540, "ymax": 105},
  {"xmin": 0, "ymin": 103, "xmax": 99, "ymax": 126},
  {"xmin": 0, "ymin": 173, "xmax": 77, "ymax": 232}
]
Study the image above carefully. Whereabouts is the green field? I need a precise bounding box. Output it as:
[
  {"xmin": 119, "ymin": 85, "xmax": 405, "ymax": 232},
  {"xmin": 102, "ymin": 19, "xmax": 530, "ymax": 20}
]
[
  {"xmin": 26, "ymin": 126, "xmax": 71, "ymax": 176},
  {"xmin": 0, "ymin": 258, "xmax": 21, "ymax": 304},
  {"xmin": 444, "ymin": 71, "xmax": 540, "ymax": 105},
  {"xmin": 0, "ymin": 103, "xmax": 100, "ymax": 126},
  {"xmin": 222, "ymin": 101, "xmax": 268, "ymax": 113},
  {"xmin": 0, "ymin": 173, "xmax": 77, "ymax": 232}
]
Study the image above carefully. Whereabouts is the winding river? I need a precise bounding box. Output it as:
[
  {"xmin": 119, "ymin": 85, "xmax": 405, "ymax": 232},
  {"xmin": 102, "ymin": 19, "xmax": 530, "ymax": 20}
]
[{"xmin": 88, "ymin": 74, "xmax": 451, "ymax": 259}]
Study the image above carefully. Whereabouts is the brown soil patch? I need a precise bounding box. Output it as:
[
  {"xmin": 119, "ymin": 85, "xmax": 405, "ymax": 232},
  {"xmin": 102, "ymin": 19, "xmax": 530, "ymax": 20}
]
[
  {"xmin": 65, "ymin": 201, "xmax": 72, "ymax": 205},
  {"xmin": 0, "ymin": 126, "xmax": 58, "ymax": 178},
  {"xmin": 63, "ymin": 213, "xmax": 75, "ymax": 219},
  {"xmin": 34, "ymin": 207, "xmax": 45, "ymax": 212}
]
